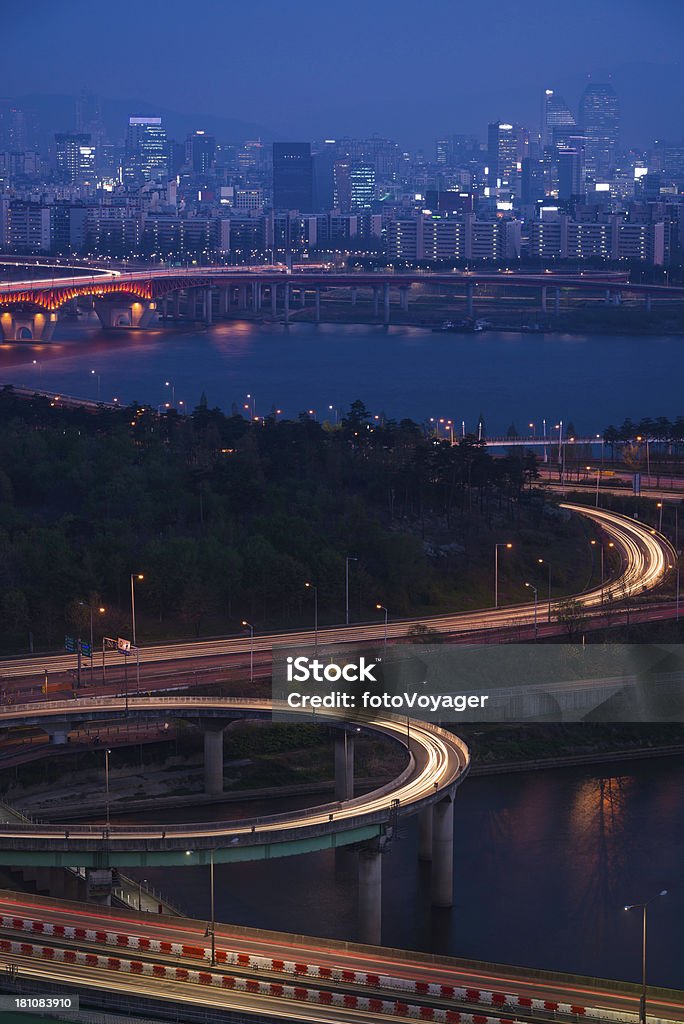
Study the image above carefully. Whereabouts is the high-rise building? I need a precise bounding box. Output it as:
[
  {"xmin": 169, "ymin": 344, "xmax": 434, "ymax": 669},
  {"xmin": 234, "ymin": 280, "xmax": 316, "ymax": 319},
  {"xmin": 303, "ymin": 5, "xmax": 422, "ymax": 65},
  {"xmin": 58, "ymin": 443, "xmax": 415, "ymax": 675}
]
[
  {"xmin": 55, "ymin": 133, "xmax": 95, "ymax": 183},
  {"xmin": 333, "ymin": 160, "xmax": 352, "ymax": 213},
  {"xmin": 186, "ymin": 130, "xmax": 216, "ymax": 174},
  {"xmin": 541, "ymin": 90, "xmax": 576, "ymax": 150},
  {"xmin": 124, "ymin": 117, "xmax": 168, "ymax": 184},
  {"xmin": 579, "ymin": 83, "xmax": 620, "ymax": 177},
  {"xmin": 272, "ymin": 143, "xmax": 313, "ymax": 212},
  {"xmin": 349, "ymin": 164, "xmax": 375, "ymax": 210},
  {"xmin": 487, "ymin": 123, "xmax": 526, "ymax": 192}
]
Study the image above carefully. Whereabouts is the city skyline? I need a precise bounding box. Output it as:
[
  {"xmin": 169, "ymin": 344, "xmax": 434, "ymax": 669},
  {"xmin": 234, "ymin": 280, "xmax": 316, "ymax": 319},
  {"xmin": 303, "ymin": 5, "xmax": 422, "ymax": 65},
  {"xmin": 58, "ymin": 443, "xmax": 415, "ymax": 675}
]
[{"xmin": 3, "ymin": 0, "xmax": 684, "ymax": 148}]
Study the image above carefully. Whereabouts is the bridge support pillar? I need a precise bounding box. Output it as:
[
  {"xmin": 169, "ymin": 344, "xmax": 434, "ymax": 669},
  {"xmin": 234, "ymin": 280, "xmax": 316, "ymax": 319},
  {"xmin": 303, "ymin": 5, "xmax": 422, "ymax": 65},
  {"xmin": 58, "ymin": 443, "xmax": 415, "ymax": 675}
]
[
  {"xmin": 173, "ymin": 291, "xmax": 180, "ymax": 318},
  {"xmin": 219, "ymin": 288, "xmax": 230, "ymax": 316},
  {"xmin": 373, "ymin": 287, "xmax": 379, "ymax": 318},
  {"xmin": 418, "ymin": 805, "xmax": 433, "ymax": 861},
  {"xmin": 86, "ymin": 868, "xmax": 113, "ymax": 907},
  {"xmin": 284, "ymin": 284, "xmax": 290, "ymax": 325},
  {"xmin": 299, "ymin": 287, "xmax": 306, "ymax": 307},
  {"xmin": 554, "ymin": 288, "xmax": 561, "ymax": 316},
  {"xmin": 94, "ymin": 299, "xmax": 156, "ymax": 329},
  {"xmin": 271, "ymin": 284, "xmax": 278, "ymax": 317},
  {"xmin": 49, "ymin": 730, "xmax": 69, "ymax": 744},
  {"xmin": 541, "ymin": 285, "xmax": 548, "ymax": 313},
  {"xmin": 204, "ymin": 288, "xmax": 213, "ymax": 325},
  {"xmin": 383, "ymin": 283, "xmax": 390, "ymax": 325},
  {"xmin": 644, "ymin": 293, "xmax": 652, "ymax": 312},
  {"xmin": 431, "ymin": 793, "xmax": 454, "ymax": 908},
  {"xmin": 358, "ymin": 844, "xmax": 382, "ymax": 945},
  {"xmin": 238, "ymin": 286, "xmax": 248, "ymax": 310},
  {"xmin": 0, "ymin": 311, "xmax": 58, "ymax": 342},
  {"xmin": 334, "ymin": 734, "xmax": 354, "ymax": 801},
  {"xmin": 399, "ymin": 286, "xmax": 409, "ymax": 312},
  {"xmin": 315, "ymin": 286, "xmax": 321, "ymax": 323},
  {"xmin": 351, "ymin": 287, "xmax": 358, "ymax": 306},
  {"xmin": 203, "ymin": 723, "xmax": 226, "ymax": 795},
  {"xmin": 466, "ymin": 281, "xmax": 474, "ymax": 317}
]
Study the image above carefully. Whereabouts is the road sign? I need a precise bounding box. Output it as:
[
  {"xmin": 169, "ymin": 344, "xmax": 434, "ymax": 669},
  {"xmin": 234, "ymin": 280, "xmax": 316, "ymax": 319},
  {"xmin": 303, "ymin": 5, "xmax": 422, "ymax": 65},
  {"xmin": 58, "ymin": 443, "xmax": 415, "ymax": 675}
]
[
  {"xmin": 80, "ymin": 641, "xmax": 92, "ymax": 658},
  {"xmin": 117, "ymin": 638, "xmax": 131, "ymax": 653},
  {"xmin": 103, "ymin": 637, "xmax": 118, "ymax": 651},
  {"xmin": 634, "ymin": 472, "xmax": 641, "ymax": 495},
  {"xmin": 64, "ymin": 635, "xmax": 76, "ymax": 653}
]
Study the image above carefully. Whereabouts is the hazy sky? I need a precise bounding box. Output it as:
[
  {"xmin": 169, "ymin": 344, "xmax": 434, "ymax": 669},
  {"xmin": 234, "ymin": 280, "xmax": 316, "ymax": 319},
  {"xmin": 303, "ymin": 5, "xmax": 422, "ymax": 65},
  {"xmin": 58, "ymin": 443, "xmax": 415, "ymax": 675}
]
[{"xmin": 5, "ymin": 0, "xmax": 684, "ymax": 146}]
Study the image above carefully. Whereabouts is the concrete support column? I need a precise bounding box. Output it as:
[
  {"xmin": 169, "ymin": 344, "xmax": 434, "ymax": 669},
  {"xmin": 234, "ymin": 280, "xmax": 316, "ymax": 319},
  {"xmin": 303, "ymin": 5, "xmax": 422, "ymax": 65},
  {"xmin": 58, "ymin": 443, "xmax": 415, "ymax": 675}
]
[
  {"xmin": 271, "ymin": 284, "xmax": 278, "ymax": 317},
  {"xmin": 605, "ymin": 289, "xmax": 612, "ymax": 306},
  {"xmin": 418, "ymin": 805, "xmax": 433, "ymax": 862},
  {"xmin": 554, "ymin": 288, "xmax": 560, "ymax": 316},
  {"xmin": 252, "ymin": 281, "xmax": 259, "ymax": 312},
  {"xmin": 644, "ymin": 293, "xmax": 652, "ymax": 312},
  {"xmin": 351, "ymin": 287, "xmax": 358, "ymax": 306},
  {"xmin": 49, "ymin": 730, "xmax": 69, "ymax": 744},
  {"xmin": 299, "ymin": 287, "xmax": 306, "ymax": 307},
  {"xmin": 466, "ymin": 281, "xmax": 474, "ymax": 317},
  {"xmin": 219, "ymin": 288, "xmax": 230, "ymax": 316},
  {"xmin": 541, "ymin": 285, "xmax": 548, "ymax": 313},
  {"xmin": 173, "ymin": 291, "xmax": 180, "ymax": 318},
  {"xmin": 162, "ymin": 297, "xmax": 168, "ymax": 319},
  {"xmin": 400, "ymin": 286, "xmax": 409, "ymax": 312},
  {"xmin": 205, "ymin": 289, "xmax": 214, "ymax": 325},
  {"xmin": 284, "ymin": 284, "xmax": 290, "ymax": 325},
  {"xmin": 315, "ymin": 286, "xmax": 321, "ymax": 324},
  {"xmin": 334, "ymin": 734, "xmax": 354, "ymax": 801},
  {"xmin": 383, "ymin": 283, "xmax": 390, "ymax": 325},
  {"xmin": 373, "ymin": 287, "xmax": 379, "ymax": 318},
  {"xmin": 358, "ymin": 845, "xmax": 382, "ymax": 945},
  {"xmin": 431, "ymin": 794, "xmax": 455, "ymax": 908},
  {"xmin": 238, "ymin": 286, "xmax": 248, "ymax": 310},
  {"xmin": 203, "ymin": 724, "xmax": 225, "ymax": 795},
  {"xmin": 86, "ymin": 868, "xmax": 113, "ymax": 907}
]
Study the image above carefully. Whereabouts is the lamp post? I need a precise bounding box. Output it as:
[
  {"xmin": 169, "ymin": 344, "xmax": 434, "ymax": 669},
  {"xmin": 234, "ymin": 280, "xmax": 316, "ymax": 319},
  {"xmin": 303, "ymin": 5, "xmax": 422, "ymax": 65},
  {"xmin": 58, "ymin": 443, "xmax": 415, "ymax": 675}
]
[
  {"xmin": 656, "ymin": 502, "xmax": 663, "ymax": 533},
  {"xmin": 105, "ymin": 748, "xmax": 111, "ymax": 827},
  {"xmin": 241, "ymin": 620, "xmax": 254, "ymax": 684},
  {"xmin": 524, "ymin": 583, "xmax": 538, "ymax": 640},
  {"xmin": 345, "ymin": 557, "xmax": 358, "ymax": 626},
  {"xmin": 206, "ymin": 849, "xmax": 216, "ymax": 965},
  {"xmin": 130, "ymin": 574, "xmax": 143, "ymax": 646},
  {"xmin": 304, "ymin": 582, "xmax": 318, "ymax": 649},
  {"xmin": 624, "ymin": 890, "xmax": 668, "ymax": 1024},
  {"xmin": 586, "ymin": 465, "xmax": 601, "ymax": 507},
  {"xmin": 91, "ymin": 369, "xmax": 101, "ymax": 402},
  {"xmin": 538, "ymin": 558, "xmax": 552, "ymax": 623},
  {"xmin": 80, "ymin": 601, "xmax": 105, "ymax": 684},
  {"xmin": 494, "ymin": 543, "xmax": 513, "ymax": 608},
  {"xmin": 376, "ymin": 603, "xmax": 388, "ymax": 653},
  {"xmin": 165, "ymin": 380, "xmax": 175, "ymax": 407}
]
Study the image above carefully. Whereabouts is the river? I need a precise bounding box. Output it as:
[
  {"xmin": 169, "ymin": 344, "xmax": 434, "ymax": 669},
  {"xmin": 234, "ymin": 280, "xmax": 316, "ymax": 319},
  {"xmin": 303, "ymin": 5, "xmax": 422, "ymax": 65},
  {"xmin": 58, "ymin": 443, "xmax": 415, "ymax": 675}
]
[
  {"xmin": 1, "ymin": 315, "xmax": 683, "ymax": 434},
  {"xmin": 118, "ymin": 756, "xmax": 684, "ymax": 989}
]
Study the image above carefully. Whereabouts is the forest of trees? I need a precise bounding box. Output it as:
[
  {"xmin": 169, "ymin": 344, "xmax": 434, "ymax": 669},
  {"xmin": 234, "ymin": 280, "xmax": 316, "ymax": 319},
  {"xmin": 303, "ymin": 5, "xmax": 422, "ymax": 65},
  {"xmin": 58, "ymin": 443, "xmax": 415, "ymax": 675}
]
[{"xmin": 0, "ymin": 389, "xmax": 588, "ymax": 654}]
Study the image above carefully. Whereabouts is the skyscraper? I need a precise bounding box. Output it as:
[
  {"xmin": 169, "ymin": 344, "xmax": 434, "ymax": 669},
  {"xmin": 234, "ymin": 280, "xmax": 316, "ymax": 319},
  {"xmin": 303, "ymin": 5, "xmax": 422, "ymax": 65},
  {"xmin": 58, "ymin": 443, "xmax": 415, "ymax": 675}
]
[
  {"xmin": 124, "ymin": 117, "xmax": 168, "ymax": 184},
  {"xmin": 579, "ymin": 83, "xmax": 620, "ymax": 177},
  {"xmin": 272, "ymin": 143, "xmax": 313, "ymax": 212},
  {"xmin": 541, "ymin": 89, "xmax": 576, "ymax": 150},
  {"xmin": 487, "ymin": 122, "xmax": 526, "ymax": 192},
  {"xmin": 55, "ymin": 133, "xmax": 95, "ymax": 183},
  {"xmin": 349, "ymin": 164, "xmax": 375, "ymax": 210},
  {"xmin": 186, "ymin": 130, "xmax": 216, "ymax": 174}
]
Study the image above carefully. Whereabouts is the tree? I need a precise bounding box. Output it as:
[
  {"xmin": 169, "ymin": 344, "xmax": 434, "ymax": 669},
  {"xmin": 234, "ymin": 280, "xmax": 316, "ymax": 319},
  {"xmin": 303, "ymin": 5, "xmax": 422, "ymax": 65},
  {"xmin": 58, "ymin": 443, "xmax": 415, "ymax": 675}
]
[{"xmin": 555, "ymin": 597, "xmax": 586, "ymax": 640}]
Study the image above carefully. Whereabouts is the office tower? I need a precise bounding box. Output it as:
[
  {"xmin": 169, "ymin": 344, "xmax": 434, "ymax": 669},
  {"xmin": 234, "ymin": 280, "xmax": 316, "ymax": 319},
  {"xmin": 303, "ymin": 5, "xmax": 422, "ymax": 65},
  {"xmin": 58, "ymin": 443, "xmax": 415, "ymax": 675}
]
[
  {"xmin": 55, "ymin": 133, "xmax": 95, "ymax": 183},
  {"xmin": 186, "ymin": 130, "xmax": 216, "ymax": 174},
  {"xmin": 272, "ymin": 143, "xmax": 313, "ymax": 212},
  {"xmin": 541, "ymin": 89, "xmax": 576, "ymax": 149},
  {"xmin": 333, "ymin": 160, "xmax": 352, "ymax": 212},
  {"xmin": 349, "ymin": 164, "xmax": 375, "ymax": 210},
  {"xmin": 487, "ymin": 122, "xmax": 526, "ymax": 190},
  {"xmin": 124, "ymin": 116, "xmax": 168, "ymax": 184},
  {"xmin": 579, "ymin": 83, "xmax": 620, "ymax": 176},
  {"xmin": 558, "ymin": 146, "xmax": 585, "ymax": 200},
  {"xmin": 312, "ymin": 141, "xmax": 337, "ymax": 212}
]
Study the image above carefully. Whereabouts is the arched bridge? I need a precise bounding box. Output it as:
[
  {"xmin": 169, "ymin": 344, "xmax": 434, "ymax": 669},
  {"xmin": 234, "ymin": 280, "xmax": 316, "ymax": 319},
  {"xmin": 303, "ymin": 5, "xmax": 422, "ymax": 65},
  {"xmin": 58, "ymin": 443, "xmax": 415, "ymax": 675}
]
[{"xmin": 0, "ymin": 266, "xmax": 681, "ymax": 340}]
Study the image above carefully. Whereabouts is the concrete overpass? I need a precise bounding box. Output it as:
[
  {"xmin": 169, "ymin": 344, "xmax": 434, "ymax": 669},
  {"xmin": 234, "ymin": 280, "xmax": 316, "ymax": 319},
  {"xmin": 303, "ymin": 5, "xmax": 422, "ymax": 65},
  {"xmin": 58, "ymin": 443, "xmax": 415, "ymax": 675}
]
[{"xmin": 0, "ymin": 266, "xmax": 681, "ymax": 340}]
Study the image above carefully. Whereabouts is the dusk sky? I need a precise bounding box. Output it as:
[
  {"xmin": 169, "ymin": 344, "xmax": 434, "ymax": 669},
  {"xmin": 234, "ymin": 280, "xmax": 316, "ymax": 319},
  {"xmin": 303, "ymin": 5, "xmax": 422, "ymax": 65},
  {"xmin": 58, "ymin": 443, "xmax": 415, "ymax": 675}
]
[{"xmin": 5, "ymin": 0, "xmax": 684, "ymax": 146}]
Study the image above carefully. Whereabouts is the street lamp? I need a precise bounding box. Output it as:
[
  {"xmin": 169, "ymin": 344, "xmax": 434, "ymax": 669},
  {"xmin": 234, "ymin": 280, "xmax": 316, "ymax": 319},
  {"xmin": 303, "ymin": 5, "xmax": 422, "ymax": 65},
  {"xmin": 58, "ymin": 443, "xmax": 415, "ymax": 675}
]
[
  {"xmin": 656, "ymin": 502, "xmax": 663, "ymax": 533},
  {"xmin": 304, "ymin": 582, "xmax": 318, "ymax": 649},
  {"xmin": 130, "ymin": 574, "xmax": 143, "ymax": 646},
  {"xmin": 494, "ymin": 543, "xmax": 513, "ymax": 608},
  {"xmin": 524, "ymin": 583, "xmax": 538, "ymax": 640},
  {"xmin": 586, "ymin": 465, "xmax": 601, "ymax": 507},
  {"xmin": 105, "ymin": 748, "xmax": 111, "ymax": 826},
  {"xmin": 345, "ymin": 557, "xmax": 358, "ymax": 626},
  {"xmin": 624, "ymin": 890, "xmax": 668, "ymax": 1024},
  {"xmin": 376, "ymin": 603, "xmax": 388, "ymax": 653},
  {"xmin": 80, "ymin": 601, "xmax": 105, "ymax": 684},
  {"xmin": 91, "ymin": 369, "xmax": 101, "ymax": 402},
  {"xmin": 204, "ymin": 849, "xmax": 216, "ymax": 966},
  {"xmin": 538, "ymin": 558, "xmax": 552, "ymax": 623},
  {"xmin": 165, "ymin": 380, "xmax": 175, "ymax": 407},
  {"xmin": 241, "ymin": 620, "xmax": 254, "ymax": 684}
]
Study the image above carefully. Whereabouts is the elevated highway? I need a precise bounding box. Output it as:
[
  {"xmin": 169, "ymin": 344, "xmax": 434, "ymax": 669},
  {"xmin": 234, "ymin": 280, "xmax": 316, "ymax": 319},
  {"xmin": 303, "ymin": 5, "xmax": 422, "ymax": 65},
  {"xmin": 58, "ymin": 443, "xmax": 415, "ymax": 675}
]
[{"xmin": 0, "ymin": 504, "xmax": 674, "ymax": 683}]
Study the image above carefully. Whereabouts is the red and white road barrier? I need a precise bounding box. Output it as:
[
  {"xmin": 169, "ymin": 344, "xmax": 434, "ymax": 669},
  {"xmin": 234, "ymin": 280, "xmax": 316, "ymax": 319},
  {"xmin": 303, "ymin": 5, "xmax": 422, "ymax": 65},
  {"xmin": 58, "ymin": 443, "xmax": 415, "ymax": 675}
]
[{"xmin": 0, "ymin": 915, "xmax": 647, "ymax": 1023}]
